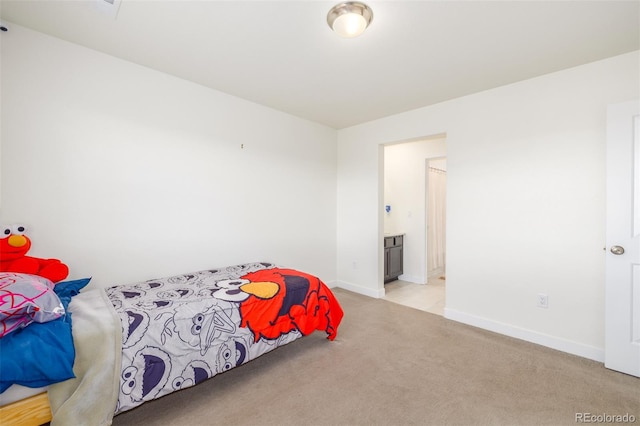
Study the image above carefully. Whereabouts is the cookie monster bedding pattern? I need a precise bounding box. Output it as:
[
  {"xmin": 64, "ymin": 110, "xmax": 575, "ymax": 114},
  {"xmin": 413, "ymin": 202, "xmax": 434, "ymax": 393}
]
[{"xmin": 105, "ymin": 262, "xmax": 343, "ymax": 414}]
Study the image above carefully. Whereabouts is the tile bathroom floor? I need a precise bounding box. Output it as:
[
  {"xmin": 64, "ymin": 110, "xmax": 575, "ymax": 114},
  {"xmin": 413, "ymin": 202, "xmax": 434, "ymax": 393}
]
[{"xmin": 383, "ymin": 276, "xmax": 445, "ymax": 316}]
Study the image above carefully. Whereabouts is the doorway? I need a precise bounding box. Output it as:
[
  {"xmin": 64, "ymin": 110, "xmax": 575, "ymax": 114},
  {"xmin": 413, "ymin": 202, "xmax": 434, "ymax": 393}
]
[
  {"xmin": 427, "ymin": 158, "xmax": 447, "ymax": 280},
  {"xmin": 381, "ymin": 137, "xmax": 446, "ymax": 315},
  {"xmin": 425, "ymin": 158, "xmax": 447, "ymax": 314}
]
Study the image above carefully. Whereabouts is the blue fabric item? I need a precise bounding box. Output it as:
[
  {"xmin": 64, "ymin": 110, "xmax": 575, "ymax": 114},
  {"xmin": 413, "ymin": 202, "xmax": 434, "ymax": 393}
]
[
  {"xmin": 0, "ymin": 277, "xmax": 91, "ymax": 393},
  {"xmin": 55, "ymin": 278, "xmax": 92, "ymax": 318}
]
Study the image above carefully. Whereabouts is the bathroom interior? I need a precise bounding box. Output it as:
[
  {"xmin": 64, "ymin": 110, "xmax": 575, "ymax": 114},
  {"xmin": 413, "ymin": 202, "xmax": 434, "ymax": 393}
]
[{"xmin": 383, "ymin": 137, "xmax": 447, "ymax": 315}]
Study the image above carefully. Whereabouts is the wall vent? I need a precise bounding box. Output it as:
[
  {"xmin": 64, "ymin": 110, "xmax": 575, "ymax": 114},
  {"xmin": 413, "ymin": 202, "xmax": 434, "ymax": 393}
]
[{"xmin": 95, "ymin": 0, "xmax": 122, "ymax": 19}]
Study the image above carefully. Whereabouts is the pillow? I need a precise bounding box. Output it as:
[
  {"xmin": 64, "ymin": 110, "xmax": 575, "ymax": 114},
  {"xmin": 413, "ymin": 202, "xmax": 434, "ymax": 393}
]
[
  {"xmin": 0, "ymin": 272, "xmax": 65, "ymax": 338},
  {"xmin": 0, "ymin": 277, "xmax": 91, "ymax": 393}
]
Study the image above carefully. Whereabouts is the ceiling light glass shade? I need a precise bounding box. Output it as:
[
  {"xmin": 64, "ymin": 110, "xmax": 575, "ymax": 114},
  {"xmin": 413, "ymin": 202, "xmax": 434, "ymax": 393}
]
[{"xmin": 327, "ymin": 2, "xmax": 373, "ymax": 38}]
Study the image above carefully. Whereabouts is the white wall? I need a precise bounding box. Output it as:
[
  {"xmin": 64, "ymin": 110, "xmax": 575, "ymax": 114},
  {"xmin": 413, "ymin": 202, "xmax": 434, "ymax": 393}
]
[
  {"xmin": 337, "ymin": 51, "xmax": 640, "ymax": 360},
  {"xmin": 0, "ymin": 24, "xmax": 337, "ymax": 288},
  {"xmin": 384, "ymin": 138, "xmax": 446, "ymax": 284}
]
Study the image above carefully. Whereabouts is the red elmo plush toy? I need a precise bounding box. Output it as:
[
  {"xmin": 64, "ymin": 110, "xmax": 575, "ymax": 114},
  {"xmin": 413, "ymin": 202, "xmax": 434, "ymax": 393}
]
[{"xmin": 0, "ymin": 224, "xmax": 69, "ymax": 283}]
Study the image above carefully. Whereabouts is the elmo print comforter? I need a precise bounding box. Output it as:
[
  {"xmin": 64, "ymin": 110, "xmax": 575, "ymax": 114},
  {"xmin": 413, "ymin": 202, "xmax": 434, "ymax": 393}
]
[{"xmin": 105, "ymin": 262, "xmax": 343, "ymax": 414}]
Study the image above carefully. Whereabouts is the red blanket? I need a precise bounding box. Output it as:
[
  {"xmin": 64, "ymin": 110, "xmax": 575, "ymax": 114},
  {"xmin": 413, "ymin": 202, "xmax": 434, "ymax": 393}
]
[{"xmin": 239, "ymin": 268, "xmax": 343, "ymax": 342}]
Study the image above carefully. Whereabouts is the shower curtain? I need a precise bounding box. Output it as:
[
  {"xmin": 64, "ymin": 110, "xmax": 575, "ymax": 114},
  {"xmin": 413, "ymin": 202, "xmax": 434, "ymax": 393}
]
[{"xmin": 427, "ymin": 166, "xmax": 446, "ymax": 277}]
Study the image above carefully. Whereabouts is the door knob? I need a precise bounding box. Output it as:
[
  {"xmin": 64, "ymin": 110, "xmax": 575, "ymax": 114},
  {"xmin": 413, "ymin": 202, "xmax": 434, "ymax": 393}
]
[{"xmin": 610, "ymin": 245, "xmax": 625, "ymax": 255}]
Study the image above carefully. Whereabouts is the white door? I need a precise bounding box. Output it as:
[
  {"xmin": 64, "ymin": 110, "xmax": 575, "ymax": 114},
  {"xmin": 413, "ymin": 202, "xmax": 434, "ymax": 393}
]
[{"xmin": 605, "ymin": 99, "xmax": 640, "ymax": 377}]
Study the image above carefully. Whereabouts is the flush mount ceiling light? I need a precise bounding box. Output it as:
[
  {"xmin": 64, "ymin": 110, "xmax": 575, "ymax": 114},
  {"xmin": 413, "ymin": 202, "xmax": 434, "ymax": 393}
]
[{"xmin": 327, "ymin": 2, "xmax": 373, "ymax": 38}]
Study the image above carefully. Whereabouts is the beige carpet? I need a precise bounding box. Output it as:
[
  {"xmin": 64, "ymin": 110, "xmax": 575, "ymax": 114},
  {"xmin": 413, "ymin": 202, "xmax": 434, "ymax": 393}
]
[{"xmin": 113, "ymin": 289, "xmax": 640, "ymax": 426}]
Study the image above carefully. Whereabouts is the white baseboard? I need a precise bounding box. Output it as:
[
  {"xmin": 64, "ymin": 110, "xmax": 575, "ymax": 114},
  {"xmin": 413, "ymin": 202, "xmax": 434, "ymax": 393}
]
[
  {"xmin": 397, "ymin": 274, "xmax": 426, "ymax": 284},
  {"xmin": 444, "ymin": 308, "xmax": 604, "ymax": 362},
  {"xmin": 336, "ymin": 280, "xmax": 385, "ymax": 298},
  {"xmin": 324, "ymin": 279, "xmax": 338, "ymax": 289}
]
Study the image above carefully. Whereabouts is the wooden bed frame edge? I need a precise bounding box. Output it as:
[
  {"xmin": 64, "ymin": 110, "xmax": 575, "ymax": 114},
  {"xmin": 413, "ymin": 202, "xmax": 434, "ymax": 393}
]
[{"xmin": 0, "ymin": 392, "xmax": 52, "ymax": 426}]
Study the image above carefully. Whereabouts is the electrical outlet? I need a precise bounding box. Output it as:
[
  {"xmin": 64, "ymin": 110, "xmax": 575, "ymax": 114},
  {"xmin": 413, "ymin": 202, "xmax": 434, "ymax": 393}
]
[{"xmin": 537, "ymin": 293, "xmax": 549, "ymax": 309}]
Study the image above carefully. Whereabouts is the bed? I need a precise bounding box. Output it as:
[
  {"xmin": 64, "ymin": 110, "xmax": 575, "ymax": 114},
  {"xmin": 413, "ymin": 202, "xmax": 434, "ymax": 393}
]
[{"xmin": 0, "ymin": 262, "xmax": 344, "ymax": 425}]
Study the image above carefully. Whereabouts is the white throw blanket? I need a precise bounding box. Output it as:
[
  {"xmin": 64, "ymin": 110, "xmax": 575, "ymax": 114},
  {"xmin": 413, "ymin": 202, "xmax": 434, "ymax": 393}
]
[{"xmin": 48, "ymin": 288, "xmax": 122, "ymax": 426}]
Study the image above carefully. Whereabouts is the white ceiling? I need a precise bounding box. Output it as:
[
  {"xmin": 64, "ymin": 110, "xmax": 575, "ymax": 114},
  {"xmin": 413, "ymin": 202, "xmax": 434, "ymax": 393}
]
[{"xmin": 1, "ymin": 0, "xmax": 638, "ymax": 129}]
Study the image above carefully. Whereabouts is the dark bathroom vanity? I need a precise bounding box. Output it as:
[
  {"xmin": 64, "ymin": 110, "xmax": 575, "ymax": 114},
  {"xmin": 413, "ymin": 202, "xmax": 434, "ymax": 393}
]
[{"xmin": 384, "ymin": 233, "xmax": 404, "ymax": 283}]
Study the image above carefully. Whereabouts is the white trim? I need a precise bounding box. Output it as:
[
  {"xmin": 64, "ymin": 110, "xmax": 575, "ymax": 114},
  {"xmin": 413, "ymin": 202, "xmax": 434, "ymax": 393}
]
[
  {"xmin": 398, "ymin": 274, "xmax": 426, "ymax": 285},
  {"xmin": 336, "ymin": 280, "xmax": 385, "ymax": 298},
  {"xmin": 444, "ymin": 308, "xmax": 604, "ymax": 362},
  {"xmin": 324, "ymin": 279, "xmax": 338, "ymax": 289}
]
